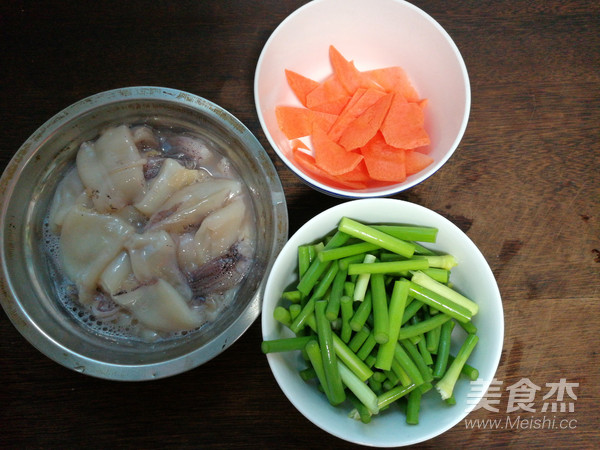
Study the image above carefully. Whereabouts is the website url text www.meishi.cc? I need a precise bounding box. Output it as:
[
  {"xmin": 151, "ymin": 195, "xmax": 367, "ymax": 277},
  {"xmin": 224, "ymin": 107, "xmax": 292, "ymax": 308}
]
[{"xmin": 465, "ymin": 415, "xmax": 577, "ymax": 430}]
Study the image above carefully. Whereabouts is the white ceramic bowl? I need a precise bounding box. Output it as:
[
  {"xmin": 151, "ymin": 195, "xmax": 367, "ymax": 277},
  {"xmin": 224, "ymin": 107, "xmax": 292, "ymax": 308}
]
[
  {"xmin": 255, "ymin": 0, "xmax": 470, "ymax": 198},
  {"xmin": 262, "ymin": 199, "xmax": 503, "ymax": 447}
]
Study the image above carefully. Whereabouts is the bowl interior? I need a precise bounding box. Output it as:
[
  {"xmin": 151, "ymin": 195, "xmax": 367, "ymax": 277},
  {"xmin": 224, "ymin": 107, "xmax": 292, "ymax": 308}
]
[
  {"xmin": 255, "ymin": 0, "xmax": 470, "ymax": 197},
  {"xmin": 262, "ymin": 199, "xmax": 503, "ymax": 446},
  {"xmin": 0, "ymin": 87, "xmax": 288, "ymax": 380}
]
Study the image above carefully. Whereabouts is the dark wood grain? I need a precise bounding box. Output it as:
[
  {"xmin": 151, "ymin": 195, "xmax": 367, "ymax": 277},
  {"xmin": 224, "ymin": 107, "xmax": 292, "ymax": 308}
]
[{"xmin": 1, "ymin": 1, "xmax": 598, "ymax": 448}]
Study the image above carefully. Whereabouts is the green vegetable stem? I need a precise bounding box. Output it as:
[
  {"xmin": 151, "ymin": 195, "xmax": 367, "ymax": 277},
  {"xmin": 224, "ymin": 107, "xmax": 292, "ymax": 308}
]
[
  {"xmin": 261, "ymin": 336, "xmax": 314, "ymax": 354},
  {"xmin": 262, "ymin": 217, "xmax": 483, "ymax": 425},
  {"xmin": 338, "ymin": 217, "xmax": 415, "ymax": 258},
  {"xmin": 315, "ymin": 300, "xmax": 346, "ymax": 405},
  {"xmin": 432, "ymin": 319, "xmax": 456, "ymax": 379},
  {"xmin": 435, "ymin": 334, "xmax": 479, "ymax": 400},
  {"xmin": 370, "ymin": 273, "xmax": 390, "ymax": 344},
  {"xmin": 375, "ymin": 279, "xmax": 408, "ymax": 371},
  {"xmin": 371, "ymin": 225, "xmax": 438, "ymax": 243}
]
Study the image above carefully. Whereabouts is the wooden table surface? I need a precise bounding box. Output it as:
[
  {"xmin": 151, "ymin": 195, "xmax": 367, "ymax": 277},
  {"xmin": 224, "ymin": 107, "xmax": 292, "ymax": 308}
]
[{"xmin": 1, "ymin": 1, "xmax": 598, "ymax": 448}]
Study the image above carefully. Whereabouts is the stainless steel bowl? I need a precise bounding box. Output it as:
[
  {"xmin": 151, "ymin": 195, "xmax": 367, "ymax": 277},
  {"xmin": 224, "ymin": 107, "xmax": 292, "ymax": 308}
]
[{"xmin": 0, "ymin": 87, "xmax": 288, "ymax": 380}]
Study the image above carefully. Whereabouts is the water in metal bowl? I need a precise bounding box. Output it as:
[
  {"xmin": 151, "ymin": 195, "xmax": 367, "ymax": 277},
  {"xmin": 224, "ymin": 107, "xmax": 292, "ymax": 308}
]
[{"xmin": 0, "ymin": 87, "xmax": 288, "ymax": 380}]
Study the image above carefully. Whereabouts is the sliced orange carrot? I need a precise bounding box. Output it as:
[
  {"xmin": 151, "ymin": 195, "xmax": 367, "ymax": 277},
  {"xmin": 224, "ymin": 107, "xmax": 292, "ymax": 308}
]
[
  {"xmin": 338, "ymin": 92, "xmax": 393, "ymax": 151},
  {"xmin": 363, "ymin": 66, "xmax": 419, "ymax": 102},
  {"xmin": 312, "ymin": 127, "xmax": 363, "ymax": 175},
  {"xmin": 279, "ymin": 47, "xmax": 433, "ymax": 189},
  {"xmin": 294, "ymin": 136, "xmax": 369, "ymax": 185},
  {"xmin": 305, "ymin": 75, "xmax": 351, "ymax": 115},
  {"xmin": 405, "ymin": 149, "xmax": 434, "ymax": 175},
  {"xmin": 359, "ymin": 132, "xmax": 406, "ymax": 182},
  {"xmin": 329, "ymin": 45, "xmax": 377, "ymax": 95},
  {"xmin": 292, "ymin": 146, "xmax": 367, "ymax": 189},
  {"xmin": 336, "ymin": 159, "xmax": 371, "ymax": 183},
  {"xmin": 312, "ymin": 112, "xmax": 340, "ymax": 134},
  {"xmin": 291, "ymin": 138, "xmax": 310, "ymax": 151},
  {"xmin": 380, "ymin": 95, "xmax": 430, "ymax": 149},
  {"xmin": 336, "ymin": 87, "xmax": 367, "ymax": 117},
  {"xmin": 327, "ymin": 87, "xmax": 368, "ymax": 141},
  {"xmin": 285, "ymin": 69, "xmax": 320, "ymax": 107},
  {"xmin": 414, "ymin": 99, "xmax": 431, "ymax": 152},
  {"xmin": 276, "ymin": 106, "xmax": 311, "ymax": 139},
  {"xmin": 328, "ymin": 87, "xmax": 387, "ymax": 142},
  {"xmin": 276, "ymin": 106, "xmax": 338, "ymax": 139}
]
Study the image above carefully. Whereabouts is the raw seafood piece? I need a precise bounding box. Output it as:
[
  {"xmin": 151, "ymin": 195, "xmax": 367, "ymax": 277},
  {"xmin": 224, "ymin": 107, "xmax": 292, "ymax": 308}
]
[
  {"xmin": 176, "ymin": 195, "xmax": 255, "ymax": 293},
  {"xmin": 76, "ymin": 125, "xmax": 146, "ymax": 212},
  {"xmin": 163, "ymin": 135, "xmax": 217, "ymax": 171},
  {"xmin": 175, "ymin": 232, "xmax": 199, "ymax": 276},
  {"xmin": 132, "ymin": 125, "xmax": 159, "ymax": 151},
  {"xmin": 99, "ymin": 251, "xmax": 136, "ymax": 296},
  {"xmin": 146, "ymin": 178, "xmax": 242, "ymax": 233},
  {"xmin": 134, "ymin": 158, "xmax": 202, "ymax": 216},
  {"xmin": 187, "ymin": 239, "xmax": 254, "ymax": 296},
  {"xmin": 47, "ymin": 166, "xmax": 85, "ymax": 233},
  {"xmin": 194, "ymin": 195, "xmax": 252, "ymax": 265},
  {"xmin": 125, "ymin": 230, "xmax": 192, "ymax": 300},
  {"xmin": 60, "ymin": 204, "xmax": 134, "ymax": 303},
  {"xmin": 113, "ymin": 205, "xmax": 147, "ymax": 232},
  {"xmin": 113, "ymin": 279, "xmax": 204, "ymax": 332}
]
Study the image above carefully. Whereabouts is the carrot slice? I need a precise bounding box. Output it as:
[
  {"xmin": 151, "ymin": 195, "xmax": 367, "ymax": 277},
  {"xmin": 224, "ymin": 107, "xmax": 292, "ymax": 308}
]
[
  {"xmin": 338, "ymin": 92, "xmax": 393, "ymax": 151},
  {"xmin": 276, "ymin": 106, "xmax": 310, "ymax": 139},
  {"xmin": 292, "ymin": 146, "xmax": 367, "ymax": 189},
  {"xmin": 312, "ymin": 127, "xmax": 363, "ymax": 175},
  {"xmin": 305, "ymin": 75, "xmax": 351, "ymax": 115},
  {"xmin": 295, "ymin": 134, "xmax": 370, "ymax": 184},
  {"xmin": 293, "ymin": 138, "xmax": 369, "ymax": 185},
  {"xmin": 363, "ymin": 66, "xmax": 419, "ymax": 102},
  {"xmin": 380, "ymin": 95, "xmax": 430, "ymax": 149},
  {"xmin": 285, "ymin": 69, "xmax": 320, "ymax": 107},
  {"xmin": 329, "ymin": 45, "xmax": 377, "ymax": 95},
  {"xmin": 291, "ymin": 139, "xmax": 310, "ymax": 151},
  {"xmin": 328, "ymin": 87, "xmax": 387, "ymax": 142},
  {"xmin": 311, "ymin": 112, "xmax": 339, "ymax": 133},
  {"xmin": 327, "ymin": 87, "xmax": 367, "ymax": 142},
  {"xmin": 337, "ymin": 87, "xmax": 367, "ymax": 116},
  {"xmin": 359, "ymin": 132, "xmax": 406, "ymax": 182},
  {"xmin": 276, "ymin": 106, "xmax": 338, "ymax": 139},
  {"xmin": 405, "ymin": 149, "xmax": 434, "ymax": 175},
  {"xmin": 336, "ymin": 159, "xmax": 371, "ymax": 183}
]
